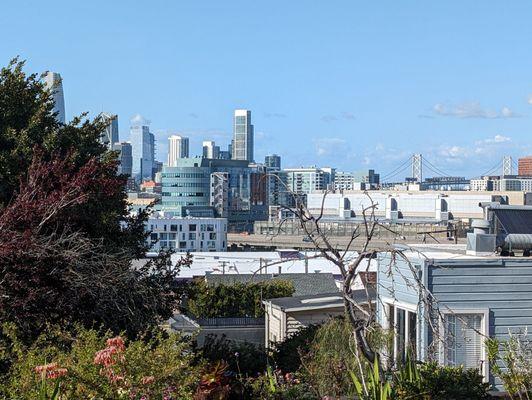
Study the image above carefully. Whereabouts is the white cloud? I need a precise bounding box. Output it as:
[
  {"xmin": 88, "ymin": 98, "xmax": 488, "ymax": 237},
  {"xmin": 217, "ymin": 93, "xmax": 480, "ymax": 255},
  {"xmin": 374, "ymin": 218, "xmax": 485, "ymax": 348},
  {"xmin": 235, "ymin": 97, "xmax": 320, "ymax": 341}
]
[
  {"xmin": 130, "ymin": 113, "xmax": 150, "ymax": 125},
  {"xmin": 432, "ymin": 102, "xmax": 520, "ymax": 119},
  {"xmin": 313, "ymin": 137, "xmax": 347, "ymax": 156},
  {"xmin": 476, "ymin": 134, "xmax": 511, "ymax": 145},
  {"xmin": 528, "ymin": 95, "xmax": 532, "ymax": 105}
]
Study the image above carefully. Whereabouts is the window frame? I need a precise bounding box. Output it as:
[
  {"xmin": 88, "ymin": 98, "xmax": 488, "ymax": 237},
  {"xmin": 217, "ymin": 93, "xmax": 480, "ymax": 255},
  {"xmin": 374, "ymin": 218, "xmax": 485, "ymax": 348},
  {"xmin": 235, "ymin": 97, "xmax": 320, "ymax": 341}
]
[
  {"xmin": 381, "ymin": 297, "xmax": 418, "ymax": 363},
  {"xmin": 438, "ymin": 308, "xmax": 489, "ymax": 382}
]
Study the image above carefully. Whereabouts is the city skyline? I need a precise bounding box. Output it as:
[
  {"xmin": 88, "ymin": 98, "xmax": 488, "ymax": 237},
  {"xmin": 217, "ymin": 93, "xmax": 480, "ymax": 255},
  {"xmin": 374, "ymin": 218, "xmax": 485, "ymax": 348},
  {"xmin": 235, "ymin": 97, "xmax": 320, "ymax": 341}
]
[{"xmin": 4, "ymin": 1, "xmax": 532, "ymax": 176}]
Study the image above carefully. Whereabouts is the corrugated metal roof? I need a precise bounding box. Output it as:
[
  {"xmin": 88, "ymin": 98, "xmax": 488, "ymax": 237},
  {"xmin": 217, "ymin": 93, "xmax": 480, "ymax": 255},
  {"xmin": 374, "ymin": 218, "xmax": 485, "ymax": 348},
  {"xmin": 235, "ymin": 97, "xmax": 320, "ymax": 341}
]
[{"xmin": 494, "ymin": 208, "xmax": 532, "ymax": 234}]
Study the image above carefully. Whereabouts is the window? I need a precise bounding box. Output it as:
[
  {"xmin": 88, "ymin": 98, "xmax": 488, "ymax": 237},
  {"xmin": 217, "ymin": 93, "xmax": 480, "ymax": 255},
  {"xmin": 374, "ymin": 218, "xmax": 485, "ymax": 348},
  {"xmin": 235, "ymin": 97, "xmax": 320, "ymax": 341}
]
[
  {"xmin": 189, "ymin": 224, "xmax": 197, "ymax": 231},
  {"xmin": 440, "ymin": 311, "xmax": 488, "ymax": 378},
  {"xmin": 189, "ymin": 233, "xmax": 196, "ymax": 240},
  {"xmin": 384, "ymin": 301, "xmax": 417, "ymax": 364},
  {"xmin": 170, "ymin": 224, "xmax": 178, "ymax": 232},
  {"xmin": 179, "ymin": 241, "xmax": 187, "ymax": 249}
]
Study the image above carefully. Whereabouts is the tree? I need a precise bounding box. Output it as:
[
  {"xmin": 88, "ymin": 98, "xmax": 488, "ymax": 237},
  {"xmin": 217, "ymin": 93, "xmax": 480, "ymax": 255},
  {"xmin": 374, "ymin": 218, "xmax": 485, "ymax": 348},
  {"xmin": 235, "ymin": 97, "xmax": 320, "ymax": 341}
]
[
  {"xmin": 186, "ymin": 279, "xmax": 294, "ymax": 318},
  {"xmin": 0, "ymin": 58, "xmax": 144, "ymax": 256},
  {"xmin": 0, "ymin": 59, "xmax": 188, "ymax": 339}
]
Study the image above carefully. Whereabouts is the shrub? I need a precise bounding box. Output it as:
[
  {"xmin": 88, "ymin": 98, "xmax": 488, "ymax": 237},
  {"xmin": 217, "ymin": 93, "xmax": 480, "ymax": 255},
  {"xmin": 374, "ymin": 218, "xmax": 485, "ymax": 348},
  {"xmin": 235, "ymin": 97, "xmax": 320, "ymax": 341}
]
[
  {"xmin": 272, "ymin": 324, "xmax": 319, "ymax": 373},
  {"xmin": 198, "ymin": 334, "xmax": 267, "ymax": 377},
  {"xmin": 393, "ymin": 360, "xmax": 490, "ymax": 400},
  {"xmin": 487, "ymin": 332, "xmax": 532, "ymax": 397},
  {"xmin": 0, "ymin": 324, "xmax": 201, "ymax": 399},
  {"xmin": 245, "ymin": 366, "xmax": 316, "ymax": 400},
  {"xmin": 299, "ymin": 317, "xmax": 360, "ymax": 398},
  {"xmin": 186, "ymin": 279, "xmax": 294, "ymax": 318}
]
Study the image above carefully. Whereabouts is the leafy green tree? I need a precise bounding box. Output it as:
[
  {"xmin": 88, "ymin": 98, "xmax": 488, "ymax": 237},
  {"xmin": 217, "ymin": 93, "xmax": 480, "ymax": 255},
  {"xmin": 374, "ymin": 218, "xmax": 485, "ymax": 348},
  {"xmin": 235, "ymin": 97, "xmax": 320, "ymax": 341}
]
[
  {"xmin": 186, "ymin": 279, "xmax": 294, "ymax": 318},
  {"xmin": 0, "ymin": 58, "xmax": 145, "ymax": 255},
  {"xmin": 0, "ymin": 59, "xmax": 188, "ymax": 339}
]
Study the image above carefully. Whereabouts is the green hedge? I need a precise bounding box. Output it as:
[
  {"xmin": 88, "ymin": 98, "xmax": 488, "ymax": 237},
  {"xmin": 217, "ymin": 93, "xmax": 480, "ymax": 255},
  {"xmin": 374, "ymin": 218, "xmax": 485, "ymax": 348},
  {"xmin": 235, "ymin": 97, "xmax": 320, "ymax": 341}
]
[{"xmin": 186, "ymin": 279, "xmax": 294, "ymax": 318}]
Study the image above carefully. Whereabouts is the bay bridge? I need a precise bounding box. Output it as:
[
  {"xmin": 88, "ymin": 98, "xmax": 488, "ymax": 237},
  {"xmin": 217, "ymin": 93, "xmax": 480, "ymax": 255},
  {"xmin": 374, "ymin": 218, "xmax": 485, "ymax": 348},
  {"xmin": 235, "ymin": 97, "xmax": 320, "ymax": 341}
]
[{"xmin": 379, "ymin": 153, "xmax": 519, "ymax": 190}]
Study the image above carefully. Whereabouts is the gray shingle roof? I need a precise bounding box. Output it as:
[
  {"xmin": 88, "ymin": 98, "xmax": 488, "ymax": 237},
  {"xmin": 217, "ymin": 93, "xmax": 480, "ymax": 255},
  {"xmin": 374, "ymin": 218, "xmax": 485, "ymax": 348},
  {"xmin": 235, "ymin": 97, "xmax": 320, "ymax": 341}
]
[
  {"xmin": 205, "ymin": 273, "xmax": 338, "ymax": 296},
  {"xmin": 265, "ymin": 288, "xmax": 375, "ymax": 311}
]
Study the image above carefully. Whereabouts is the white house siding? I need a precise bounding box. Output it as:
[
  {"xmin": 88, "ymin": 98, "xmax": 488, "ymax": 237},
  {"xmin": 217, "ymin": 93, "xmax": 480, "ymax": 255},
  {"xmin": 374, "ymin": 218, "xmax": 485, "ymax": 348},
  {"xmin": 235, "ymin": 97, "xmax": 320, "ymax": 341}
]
[{"xmin": 285, "ymin": 308, "xmax": 344, "ymax": 336}]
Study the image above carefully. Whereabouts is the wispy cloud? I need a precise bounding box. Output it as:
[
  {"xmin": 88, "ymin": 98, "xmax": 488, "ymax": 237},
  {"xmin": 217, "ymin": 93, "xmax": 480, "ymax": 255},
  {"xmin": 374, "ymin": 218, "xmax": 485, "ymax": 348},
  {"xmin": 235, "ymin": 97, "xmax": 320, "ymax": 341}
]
[
  {"xmin": 187, "ymin": 112, "xmax": 199, "ymax": 119},
  {"xmin": 475, "ymin": 134, "xmax": 511, "ymax": 145},
  {"xmin": 313, "ymin": 137, "xmax": 347, "ymax": 156},
  {"xmin": 130, "ymin": 113, "xmax": 150, "ymax": 125},
  {"xmin": 321, "ymin": 111, "xmax": 356, "ymax": 122},
  {"xmin": 341, "ymin": 111, "xmax": 356, "ymax": 120},
  {"xmin": 527, "ymin": 94, "xmax": 532, "ymax": 105},
  {"xmin": 321, "ymin": 115, "xmax": 338, "ymax": 123},
  {"xmin": 264, "ymin": 112, "xmax": 287, "ymax": 119},
  {"xmin": 432, "ymin": 102, "xmax": 521, "ymax": 119}
]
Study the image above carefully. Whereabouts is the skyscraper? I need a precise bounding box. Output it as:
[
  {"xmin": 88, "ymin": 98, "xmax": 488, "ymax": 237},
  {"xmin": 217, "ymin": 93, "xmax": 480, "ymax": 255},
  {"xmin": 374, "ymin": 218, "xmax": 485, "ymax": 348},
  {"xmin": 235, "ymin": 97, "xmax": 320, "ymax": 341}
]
[
  {"xmin": 130, "ymin": 114, "xmax": 155, "ymax": 181},
  {"xmin": 202, "ymin": 140, "xmax": 220, "ymax": 159},
  {"xmin": 43, "ymin": 71, "xmax": 65, "ymax": 124},
  {"xmin": 167, "ymin": 135, "xmax": 189, "ymax": 166},
  {"xmin": 112, "ymin": 142, "xmax": 133, "ymax": 176},
  {"xmin": 232, "ymin": 109, "xmax": 254, "ymax": 162},
  {"xmin": 99, "ymin": 112, "xmax": 119, "ymax": 148},
  {"xmin": 265, "ymin": 154, "xmax": 281, "ymax": 171}
]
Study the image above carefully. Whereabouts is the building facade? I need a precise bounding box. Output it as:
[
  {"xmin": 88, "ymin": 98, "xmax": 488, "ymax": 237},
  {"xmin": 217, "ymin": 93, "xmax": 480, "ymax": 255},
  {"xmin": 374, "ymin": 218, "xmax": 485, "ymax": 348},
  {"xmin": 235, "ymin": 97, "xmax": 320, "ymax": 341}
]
[
  {"xmin": 202, "ymin": 140, "xmax": 220, "ymax": 159},
  {"xmin": 43, "ymin": 71, "xmax": 65, "ymax": 124},
  {"xmin": 377, "ymin": 246, "xmax": 532, "ymax": 390},
  {"xmin": 232, "ymin": 109, "xmax": 254, "ymax": 162},
  {"xmin": 112, "ymin": 142, "xmax": 133, "ymax": 176},
  {"xmin": 147, "ymin": 214, "xmax": 227, "ymax": 252},
  {"xmin": 518, "ymin": 156, "xmax": 532, "ymax": 176},
  {"xmin": 471, "ymin": 175, "xmax": 532, "ymax": 192},
  {"xmin": 99, "ymin": 112, "xmax": 119, "ymax": 148},
  {"xmin": 130, "ymin": 119, "xmax": 155, "ymax": 181},
  {"xmin": 168, "ymin": 135, "xmax": 189, "ymax": 166},
  {"xmin": 161, "ymin": 158, "xmax": 268, "ymax": 229},
  {"xmin": 284, "ymin": 167, "xmax": 333, "ymax": 195},
  {"xmin": 160, "ymin": 159, "xmax": 212, "ymax": 216},
  {"xmin": 265, "ymin": 154, "xmax": 281, "ymax": 171},
  {"xmin": 305, "ymin": 190, "xmax": 530, "ymax": 221}
]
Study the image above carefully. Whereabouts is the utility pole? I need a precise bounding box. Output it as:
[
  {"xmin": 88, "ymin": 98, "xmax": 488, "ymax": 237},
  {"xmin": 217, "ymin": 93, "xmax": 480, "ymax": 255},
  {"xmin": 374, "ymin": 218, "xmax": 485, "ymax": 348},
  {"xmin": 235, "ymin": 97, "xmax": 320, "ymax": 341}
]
[{"xmin": 220, "ymin": 261, "xmax": 229, "ymax": 275}]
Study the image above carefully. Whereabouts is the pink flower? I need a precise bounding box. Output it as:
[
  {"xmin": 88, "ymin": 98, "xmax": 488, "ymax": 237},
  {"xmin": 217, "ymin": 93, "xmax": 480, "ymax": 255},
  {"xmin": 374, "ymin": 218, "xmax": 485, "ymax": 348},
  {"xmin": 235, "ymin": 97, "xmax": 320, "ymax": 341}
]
[
  {"xmin": 47, "ymin": 368, "xmax": 68, "ymax": 380},
  {"xmin": 106, "ymin": 336, "xmax": 125, "ymax": 351},
  {"xmin": 35, "ymin": 363, "xmax": 58, "ymax": 374},
  {"xmin": 141, "ymin": 376, "xmax": 155, "ymax": 385}
]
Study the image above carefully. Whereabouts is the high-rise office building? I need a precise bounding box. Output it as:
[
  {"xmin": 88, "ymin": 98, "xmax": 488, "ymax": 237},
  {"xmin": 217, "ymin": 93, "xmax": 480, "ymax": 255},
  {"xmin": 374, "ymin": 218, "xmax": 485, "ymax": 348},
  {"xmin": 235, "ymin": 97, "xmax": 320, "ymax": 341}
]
[
  {"xmin": 112, "ymin": 142, "xmax": 133, "ymax": 176},
  {"xmin": 168, "ymin": 135, "xmax": 189, "ymax": 166},
  {"xmin": 43, "ymin": 71, "xmax": 65, "ymax": 124},
  {"xmin": 130, "ymin": 115, "xmax": 155, "ymax": 181},
  {"xmin": 203, "ymin": 140, "xmax": 220, "ymax": 159},
  {"xmin": 99, "ymin": 112, "xmax": 119, "ymax": 148},
  {"xmin": 265, "ymin": 154, "xmax": 281, "ymax": 171},
  {"xmin": 518, "ymin": 156, "xmax": 532, "ymax": 176},
  {"xmin": 232, "ymin": 109, "xmax": 254, "ymax": 162}
]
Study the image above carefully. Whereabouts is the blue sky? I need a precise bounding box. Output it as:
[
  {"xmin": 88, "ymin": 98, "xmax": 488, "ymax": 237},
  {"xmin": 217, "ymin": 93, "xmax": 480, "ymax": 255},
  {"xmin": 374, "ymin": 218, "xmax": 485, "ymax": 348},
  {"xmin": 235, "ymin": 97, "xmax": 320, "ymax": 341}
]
[{"xmin": 2, "ymin": 1, "xmax": 532, "ymax": 179}]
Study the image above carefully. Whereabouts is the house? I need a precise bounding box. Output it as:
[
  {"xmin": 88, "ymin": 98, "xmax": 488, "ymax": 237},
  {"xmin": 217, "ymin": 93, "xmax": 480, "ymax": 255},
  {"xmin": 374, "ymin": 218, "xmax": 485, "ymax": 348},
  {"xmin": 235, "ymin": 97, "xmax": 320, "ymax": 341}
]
[
  {"xmin": 263, "ymin": 289, "xmax": 375, "ymax": 347},
  {"xmin": 377, "ymin": 242, "xmax": 532, "ymax": 391},
  {"xmin": 205, "ymin": 272, "xmax": 339, "ymax": 296}
]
